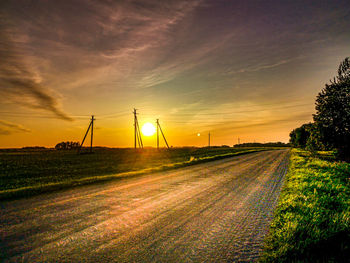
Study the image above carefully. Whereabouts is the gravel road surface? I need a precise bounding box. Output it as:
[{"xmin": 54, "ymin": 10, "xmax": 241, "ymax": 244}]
[{"xmin": 1, "ymin": 149, "xmax": 289, "ymax": 262}]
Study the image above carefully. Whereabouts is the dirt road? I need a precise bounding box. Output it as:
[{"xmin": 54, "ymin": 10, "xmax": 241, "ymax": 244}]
[{"xmin": 1, "ymin": 149, "xmax": 289, "ymax": 262}]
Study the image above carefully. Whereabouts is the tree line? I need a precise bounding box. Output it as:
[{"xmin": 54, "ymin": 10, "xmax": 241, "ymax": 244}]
[
  {"xmin": 234, "ymin": 142, "xmax": 290, "ymax": 148},
  {"xmin": 55, "ymin": 141, "xmax": 80, "ymax": 150},
  {"xmin": 290, "ymin": 57, "xmax": 350, "ymax": 160}
]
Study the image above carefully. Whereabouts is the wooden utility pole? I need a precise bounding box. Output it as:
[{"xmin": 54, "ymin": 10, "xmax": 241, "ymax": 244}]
[
  {"xmin": 133, "ymin": 108, "xmax": 143, "ymax": 149},
  {"xmin": 90, "ymin": 115, "xmax": 95, "ymax": 153},
  {"xmin": 137, "ymin": 120, "xmax": 143, "ymax": 148},
  {"xmin": 134, "ymin": 109, "xmax": 137, "ymax": 149},
  {"xmin": 156, "ymin": 119, "xmax": 159, "ymax": 149},
  {"xmin": 156, "ymin": 119, "xmax": 169, "ymax": 149},
  {"xmin": 78, "ymin": 115, "xmax": 95, "ymax": 153},
  {"xmin": 208, "ymin": 132, "xmax": 210, "ymax": 147}
]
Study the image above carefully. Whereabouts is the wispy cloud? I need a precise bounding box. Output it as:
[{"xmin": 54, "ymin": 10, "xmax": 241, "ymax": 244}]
[
  {"xmin": 223, "ymin": 57, "xmax": 303, "ymax": 76},
  {"xmin": 205, "ymin": 112, "xmax": 313, "ymax": 136},
  {"xmin": 2, "ymin": 0, "xmax": 205, "ymax": 93},
  {"xmin": 0, "ymin": 120, "xmax": 31, "ymax": 135},
  {"xmin": 0, "ymin": 17, "xmax": 72, "ymax": 121}
]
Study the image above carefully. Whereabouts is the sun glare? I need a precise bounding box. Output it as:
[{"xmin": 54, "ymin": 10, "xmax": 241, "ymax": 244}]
[{"xmin": 141, "ymin": 122, "xmax": 156, "ymax": 136}]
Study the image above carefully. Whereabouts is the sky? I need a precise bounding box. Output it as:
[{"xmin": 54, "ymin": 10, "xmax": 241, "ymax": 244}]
[{"xmin": 0, "ymin": 0, "xmax": 349, "ymax": 148}]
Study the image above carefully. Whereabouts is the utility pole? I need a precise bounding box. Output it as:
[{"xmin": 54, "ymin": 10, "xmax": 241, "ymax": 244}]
[
  {"xmin": 238, "ymin": 137, "xmax": 240, "ymax": 144},
  {"xmin": 133, "ymin": 108, "xmax": 143, "ymax": 149},
  {"xmin": 78, "ymin": 115, "xmax": 95, "ymax": 154},
  {"xmin": 90, "ymin": 115, "xmax": 94, "ymax": 153},
  {"xmin": 137, "ymin": 119, "xmax": 143, "ymax": 148},
  {"xmin": 208, "ymin": 132, "xmax": 210, "ymax": 147},
  {"xmin": 133, "ymin": 108, "xmax": 137, "ymax": 149},
  {"xmin": 156, "ymin": 119, "xmax": 169, "ymax": 149},
  {"xmin": 156, "ymin": 119, "xmax": 159, "ymax": 149}
]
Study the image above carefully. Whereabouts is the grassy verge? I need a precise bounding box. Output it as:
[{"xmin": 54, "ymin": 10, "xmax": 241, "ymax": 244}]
[
  {"xmin": 0, "ymin": 147, "xmax": 271, "ymax": 200},
  {"xmin": 260, "ymin": 149, "xmax": 350, "ymax": 262}
]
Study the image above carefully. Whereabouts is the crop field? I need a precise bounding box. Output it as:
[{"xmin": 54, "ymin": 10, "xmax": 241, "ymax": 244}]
[
  {"xmin": 0, "ymin": 146, "xmax": 270, "ymax": 199},
  {"xmin": 261, "ymin": 149, "xmax": 350, "ymax": 262}
]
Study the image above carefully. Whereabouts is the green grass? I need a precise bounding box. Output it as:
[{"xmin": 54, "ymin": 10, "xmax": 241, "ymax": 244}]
[
  {"xmin": 0, "ymin": 146, "xmax": 270, "ymax": 200},
  {"xmin": 261, "ymin": 149, "xmax": 350, "ymax": 262}
]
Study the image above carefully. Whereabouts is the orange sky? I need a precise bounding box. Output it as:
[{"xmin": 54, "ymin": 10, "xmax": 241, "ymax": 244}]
[{"xmin": 1, "ymin": 0, "xmax": 349, "ymax": 148}]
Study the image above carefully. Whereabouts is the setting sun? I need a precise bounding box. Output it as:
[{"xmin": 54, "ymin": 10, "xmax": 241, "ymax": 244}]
[{"xmin": 141, "ymin": 122, "xmax": 156, "ymax": 136}]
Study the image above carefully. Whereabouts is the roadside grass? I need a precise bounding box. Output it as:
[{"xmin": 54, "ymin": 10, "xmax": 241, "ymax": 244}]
[
  {"xmin": 0, "ymin": 147, "xmax": 272, "ymax": 200},
  {"xmin": 260, "ymin": 149, "xmax": 350, "ymax": 262}
]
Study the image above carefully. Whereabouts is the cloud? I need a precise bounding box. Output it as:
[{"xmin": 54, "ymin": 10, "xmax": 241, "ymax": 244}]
[
  {"xmin": 0, "ymin": 0, "xmax": 206, "ymax": 94},
  {"xmin": 0, "ymin": 120, "xmax": 31, "ymax": 135},
  {"xmin": 204, "ymin": 112, "xmax": 313, "ymax": 136},
  {"xmin": 0, "ymin": 16, "xmax": 73, "ymax": 121},
  {"xmin": 1, "ymin": 0, "xmax": 348, "ymax": 125},
  {"xmin": 223, "ymin": 57, "xmax": 303, "ymax": 76}
]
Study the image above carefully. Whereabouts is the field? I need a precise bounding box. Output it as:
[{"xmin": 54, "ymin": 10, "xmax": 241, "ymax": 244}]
[
  {"xmin": 261, "ymin": 149, "xmax": 350, "ymax": 262},
  {"xmin": 0, "ymin": 146, "xmax": 270, "ymax": 199}
]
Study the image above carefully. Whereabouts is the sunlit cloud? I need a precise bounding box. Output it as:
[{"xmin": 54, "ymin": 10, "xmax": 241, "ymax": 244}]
[
  {"xmin": 0, "ymin": 18, "xmax": 73, "ymax": 121},
  {"xmin": 0, "ymin": 120, "xmax": 31, "ymax": 135}
]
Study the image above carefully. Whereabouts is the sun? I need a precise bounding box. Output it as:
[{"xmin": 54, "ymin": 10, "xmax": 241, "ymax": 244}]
[{"xmin": 141, "ymin": 122, "xmax": 156, "ymax": 136}]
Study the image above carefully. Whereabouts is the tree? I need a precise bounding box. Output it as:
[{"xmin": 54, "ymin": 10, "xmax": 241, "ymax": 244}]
[
  {"xmin": 305, "ymin": 123, "xmax": 324, "ymax": 153},
  {"xmin": 313, "ymin": 57, "xmax": 350, "ymax": 159},
  {"xmin": 334, "ymin": 57, "xmax": 350, "ymax": 83},
  {"xmin": 55, "ymin": 141, "xmax": 80, "ymax": 150},
  {"xmin": 289, "ymin": 123, "xmax": 313, "ymax": 148}
]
